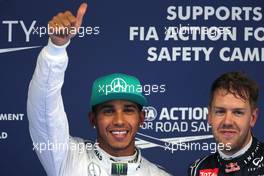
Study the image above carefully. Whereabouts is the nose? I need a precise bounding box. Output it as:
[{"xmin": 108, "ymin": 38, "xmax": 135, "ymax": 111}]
[
  {"xmin": 222, "ymin": 111, "xmax": 233, "ymax": 125},
  {"xmin": 112, "ymin": 111, "xmax": 125, "ymax": 126}
]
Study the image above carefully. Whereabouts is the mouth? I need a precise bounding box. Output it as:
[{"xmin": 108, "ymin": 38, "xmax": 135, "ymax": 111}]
[
  {"xmin": 109, "ymin": 130, "xmax": 129, "ymax": 140},
  {"xmin": 219, "ymin": 130, "xmax": 237, "ymax": 139}
]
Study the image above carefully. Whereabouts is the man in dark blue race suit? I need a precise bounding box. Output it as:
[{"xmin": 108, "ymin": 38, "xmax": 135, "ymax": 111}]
[{"xmin": 189, "ymin": 72, "xmax": 264, "ymax": 176}]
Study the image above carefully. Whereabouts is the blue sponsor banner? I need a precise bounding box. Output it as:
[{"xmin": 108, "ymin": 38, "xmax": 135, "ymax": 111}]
[{"xmin": 0, "ymin": 0, "xmax": 263, "ymax": 175}]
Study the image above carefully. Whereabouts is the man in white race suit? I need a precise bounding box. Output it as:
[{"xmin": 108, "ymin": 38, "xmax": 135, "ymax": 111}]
[{"xmin": 27, "ymin": 3, "xmax": 172, "ymax": 176}]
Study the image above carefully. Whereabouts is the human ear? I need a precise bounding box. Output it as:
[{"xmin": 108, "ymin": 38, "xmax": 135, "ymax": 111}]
[
  {"xmin": 88, "ymin": 112, "xmax": 97, "ymax": 128},
  {"xmin": 250, "ymin": 108, "xmax": 258, "ymax": 127},
  {"xmin": 139, "ymin": 111, "xmax": 145, "ymax": 125},
  {"xmin": 207, "ymin": 106, "xmax": 212, "ymax": 125}
]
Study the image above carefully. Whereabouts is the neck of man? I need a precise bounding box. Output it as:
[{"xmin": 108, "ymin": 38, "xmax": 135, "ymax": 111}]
[
  {"xmin": 97, "ymin": 139, "xmax": 136, "ymax": 157},
  {"xmin": 96, "ymin": 144, "xmax": 138, "ymax": 163},
  {"xmin": 218, "ymin": 135, "xmax": 253, "ymax": 160}
]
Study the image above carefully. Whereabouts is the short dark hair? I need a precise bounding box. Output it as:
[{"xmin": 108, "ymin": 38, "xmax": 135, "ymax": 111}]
[{"xmin": 209, "ymin": 71, "xmax": 259, "ymax": 109}]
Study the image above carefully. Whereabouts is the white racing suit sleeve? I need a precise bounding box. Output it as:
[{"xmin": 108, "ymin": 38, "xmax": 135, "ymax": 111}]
[{"xmin": 27, "ymin": 39, "xmax": 71, "ymax": 176}]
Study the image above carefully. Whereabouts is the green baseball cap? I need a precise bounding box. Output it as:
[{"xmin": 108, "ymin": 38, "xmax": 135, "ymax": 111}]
[{"xmin": 90, "ymin": 73, "xmax": 147, "ymax": 107}]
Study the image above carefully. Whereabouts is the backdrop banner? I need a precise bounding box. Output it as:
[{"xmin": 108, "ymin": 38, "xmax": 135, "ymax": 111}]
[{"xmin": 0, "ymin": 0, "xmax": 263, "ymax": 175}]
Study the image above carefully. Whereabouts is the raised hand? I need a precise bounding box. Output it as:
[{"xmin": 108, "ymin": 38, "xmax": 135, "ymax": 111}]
[{"xmin": 48, "ymin": 3, "xmax": 88, "ymax": 46}]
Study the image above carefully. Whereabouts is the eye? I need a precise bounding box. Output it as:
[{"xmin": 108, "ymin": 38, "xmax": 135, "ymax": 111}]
[
  {"xmin": 214, "ymin": 109, "xmax": 225, "ymax": 116},
  {"xmin": 124, "ymin": 107, "xmax": 136, "ymax": 115},
  {"xmin": 102, "ymin": 108, "xmax": 115, "ymax": 116},
  {"xmin": 233, "ymin": 110, "xmax": 244, "ymax": 117}
]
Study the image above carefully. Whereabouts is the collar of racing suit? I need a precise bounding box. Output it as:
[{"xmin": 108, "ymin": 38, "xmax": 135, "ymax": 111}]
[
  {"xmin": 218, "ymin": 136, "xmax": 252, "ymax": 160},
  {"xmin": 92, "ymin": 144, "xmax": 142, "ymax": 175},
  {"xmin": 216, "ymin": 136, "xmax": 262, "ymax": 173}
]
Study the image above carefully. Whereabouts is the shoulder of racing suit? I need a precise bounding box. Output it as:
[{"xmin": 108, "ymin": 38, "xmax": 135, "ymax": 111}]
[
  {"xmin": 188, "ymin": 154, "xmax": 217, "ymax": 176},
  {"xmin": 188, "ymin": 137, "xmax": 264, "ymax": 176}
]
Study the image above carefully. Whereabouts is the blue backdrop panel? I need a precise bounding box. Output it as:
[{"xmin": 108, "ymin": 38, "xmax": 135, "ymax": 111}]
[{"xmin": 0, "ymin": 0, "xmax": 263, "ymax": 175}]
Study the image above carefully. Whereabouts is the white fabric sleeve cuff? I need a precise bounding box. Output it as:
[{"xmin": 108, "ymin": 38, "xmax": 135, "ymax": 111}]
[
  {"xmin": 43, "ymin": 38, "xmax": 70, "ymax": 62},
  {"xmin": 45, "ymin": 38, "xmax": 70, "ymax": 56}
]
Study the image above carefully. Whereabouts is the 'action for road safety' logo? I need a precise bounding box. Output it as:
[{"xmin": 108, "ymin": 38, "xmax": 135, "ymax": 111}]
[{"xmin": 143, "ymin": 106, "xmax": 157, "ymax": 121}]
